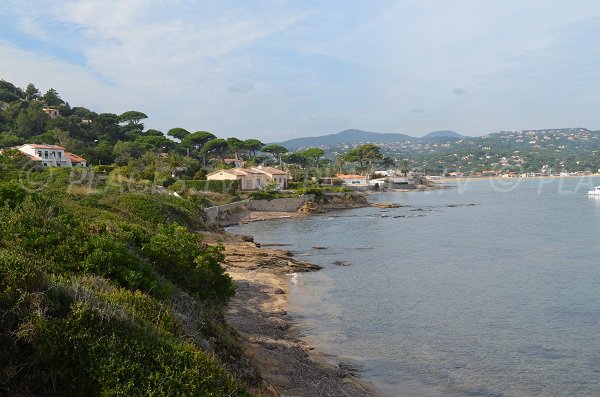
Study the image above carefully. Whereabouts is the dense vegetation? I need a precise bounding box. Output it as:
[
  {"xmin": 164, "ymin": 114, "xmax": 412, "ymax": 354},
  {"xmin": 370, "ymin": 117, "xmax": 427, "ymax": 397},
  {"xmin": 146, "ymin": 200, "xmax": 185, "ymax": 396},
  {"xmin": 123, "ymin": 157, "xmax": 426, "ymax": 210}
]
[{"xmin": 0, "ymin": 151, "xmax": 257, "ymax": 396}]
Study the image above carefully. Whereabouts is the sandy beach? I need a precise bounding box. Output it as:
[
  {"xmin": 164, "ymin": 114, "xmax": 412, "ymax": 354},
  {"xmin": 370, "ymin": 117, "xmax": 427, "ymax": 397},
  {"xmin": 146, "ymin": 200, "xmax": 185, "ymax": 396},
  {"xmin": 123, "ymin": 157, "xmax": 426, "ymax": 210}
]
[{"xmin": 203, "ymin": 231, "xmax": 382, "ymax": 397}]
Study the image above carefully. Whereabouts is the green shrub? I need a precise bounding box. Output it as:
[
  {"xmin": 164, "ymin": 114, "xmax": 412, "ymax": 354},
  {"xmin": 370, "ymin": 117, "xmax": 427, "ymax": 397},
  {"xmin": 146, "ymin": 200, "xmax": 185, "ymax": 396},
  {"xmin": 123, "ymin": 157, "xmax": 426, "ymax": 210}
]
[
  {"xmin": 162, "ymin": 176, "xmax": 176, "ymax": 187},
  {"xmin": 0, "ymin": 247, "xmax": 45, "ymax": 304},
  {"xmin": 10, "ymin": 282, "xmax": 251, "ymax": 397},
  {"xmin": 0, "ymin": 180, "xmax": 30, "ymax": 208},
  {"xmin": 142, "ymin": 225, "xmax": 235, "ymax": 303},
  {"xmin": 94, "ymin": 192, "xmax": 206, "ymax": 230}
]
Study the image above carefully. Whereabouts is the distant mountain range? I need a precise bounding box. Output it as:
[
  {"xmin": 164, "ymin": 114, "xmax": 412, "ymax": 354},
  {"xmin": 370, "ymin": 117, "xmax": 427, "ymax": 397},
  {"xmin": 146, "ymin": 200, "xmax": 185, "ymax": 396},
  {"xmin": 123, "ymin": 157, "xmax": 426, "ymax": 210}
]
[{"xmin": 277, "ymin": 129, "xmax": 465, "ymax": 150}]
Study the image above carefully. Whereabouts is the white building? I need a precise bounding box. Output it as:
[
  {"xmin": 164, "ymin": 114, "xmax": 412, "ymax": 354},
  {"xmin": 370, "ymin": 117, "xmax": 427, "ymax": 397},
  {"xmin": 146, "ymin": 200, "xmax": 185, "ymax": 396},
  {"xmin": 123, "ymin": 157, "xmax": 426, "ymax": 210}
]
[
  {"xmin": 336, "ymin": 174, "xmax": 367, "ymax": 187},
  {"xmin": 17, "ymin": 144, "xmax": 87, "ymax": 167},
  {"xmin": 42, "ymin": 107, "xmax": 60, "ymax": 119},
  {"xmin": 207, "ymin": 166, "xmax": 290, "ymax": 190}
]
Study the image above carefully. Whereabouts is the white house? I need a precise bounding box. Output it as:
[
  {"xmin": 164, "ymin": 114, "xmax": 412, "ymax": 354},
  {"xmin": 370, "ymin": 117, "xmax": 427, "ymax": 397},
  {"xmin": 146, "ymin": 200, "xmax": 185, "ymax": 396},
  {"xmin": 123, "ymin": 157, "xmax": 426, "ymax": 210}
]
[
  {"xmin": 207, "ymin": 166, "xmax": 290, "ymax": 190},
  {"xmin": 42, "ymin": 107, "xmax": 60, "ymax": 119},
  {"xmin": 17, "ymin": 144, "xmax": 87, "ymax": 167},
  {"xmin": 336, "ymin": 174, "xmax": 367, "ymax": 187}
]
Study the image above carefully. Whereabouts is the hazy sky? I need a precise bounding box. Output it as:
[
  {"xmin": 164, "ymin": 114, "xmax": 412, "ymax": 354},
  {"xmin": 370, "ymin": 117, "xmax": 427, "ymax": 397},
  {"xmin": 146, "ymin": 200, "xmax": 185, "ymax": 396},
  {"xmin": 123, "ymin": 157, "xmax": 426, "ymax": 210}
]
[{"xmin": 2, "ymin": 1, "xmax": 600, "ymax": 141}]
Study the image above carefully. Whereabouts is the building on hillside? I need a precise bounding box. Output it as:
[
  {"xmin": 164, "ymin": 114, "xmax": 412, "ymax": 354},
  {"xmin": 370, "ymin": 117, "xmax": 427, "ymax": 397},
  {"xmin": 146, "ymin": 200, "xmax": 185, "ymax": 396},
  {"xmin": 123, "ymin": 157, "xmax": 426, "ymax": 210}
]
[
  {"xmin": 42, "ymin": 107, "xmax": 60, "ymax": 119},
  {"xmin": 207, "ymin": 166, "xmax": 290, "ymax": 190},
  {"xmin": 336, "ymin": 174, "xmax": 367, "ymax": 187},
  {"xmin": 17, "ymin": 144, "xmax": 87, "ymax": 167}
]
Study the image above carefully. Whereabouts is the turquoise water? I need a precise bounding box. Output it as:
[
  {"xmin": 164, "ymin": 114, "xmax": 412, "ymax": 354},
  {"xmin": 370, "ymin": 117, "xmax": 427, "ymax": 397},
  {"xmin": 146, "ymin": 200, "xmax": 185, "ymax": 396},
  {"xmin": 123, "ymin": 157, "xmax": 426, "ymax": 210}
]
[{"xmin": 229, "ymin": 177, "xmax": 600, "ymax": 396}]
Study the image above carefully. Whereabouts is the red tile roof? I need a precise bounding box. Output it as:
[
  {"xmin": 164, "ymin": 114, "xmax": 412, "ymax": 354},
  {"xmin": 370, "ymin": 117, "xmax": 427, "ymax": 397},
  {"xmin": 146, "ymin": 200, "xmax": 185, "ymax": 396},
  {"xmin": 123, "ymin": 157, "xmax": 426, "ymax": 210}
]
[
  {"xmin": 337, "ymin": 174, "xmax": 366, "ymax": 179},
  {"xmin": 64, "ymin": 151, "xmax": 86, "ymax": 163},
  {"xmin": 253, "ymin": 166, "xmax": 289, "ymax": 175}
]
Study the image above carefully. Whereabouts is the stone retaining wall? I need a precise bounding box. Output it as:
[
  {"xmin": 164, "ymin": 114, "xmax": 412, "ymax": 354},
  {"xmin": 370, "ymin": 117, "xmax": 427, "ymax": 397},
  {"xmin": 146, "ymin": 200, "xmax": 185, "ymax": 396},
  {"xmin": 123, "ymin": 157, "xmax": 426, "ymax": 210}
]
[{"xmin": 204, "ymin": 195, "xmax": 313, "ymax": 224}]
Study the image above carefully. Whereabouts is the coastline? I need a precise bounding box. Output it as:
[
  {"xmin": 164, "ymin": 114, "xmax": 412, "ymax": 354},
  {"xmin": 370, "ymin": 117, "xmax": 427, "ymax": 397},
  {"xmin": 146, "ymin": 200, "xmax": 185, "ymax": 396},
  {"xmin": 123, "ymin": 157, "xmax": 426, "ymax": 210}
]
[{"xmin": 204, "ymin": 231, "xmax": 383, "ymax": 397}]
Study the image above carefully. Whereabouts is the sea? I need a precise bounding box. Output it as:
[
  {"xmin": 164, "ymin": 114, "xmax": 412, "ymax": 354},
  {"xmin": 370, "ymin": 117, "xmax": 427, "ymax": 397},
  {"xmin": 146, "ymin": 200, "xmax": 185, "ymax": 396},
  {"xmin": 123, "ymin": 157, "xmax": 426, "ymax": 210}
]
[{"xmin": 228, "ymin": 177, "xmax": 600, "ymax": 396}]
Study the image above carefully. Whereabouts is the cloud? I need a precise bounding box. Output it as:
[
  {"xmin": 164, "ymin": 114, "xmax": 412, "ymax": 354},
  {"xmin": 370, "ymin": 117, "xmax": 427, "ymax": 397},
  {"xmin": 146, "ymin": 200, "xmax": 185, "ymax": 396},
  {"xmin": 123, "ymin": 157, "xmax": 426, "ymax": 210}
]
[
  {"xmin": 3, "ymin": 1, "xmax": 600, "ymax": 138},
  {"xmin": 227, "ymin": 82, "xmax": 255, "ymax": 94}
]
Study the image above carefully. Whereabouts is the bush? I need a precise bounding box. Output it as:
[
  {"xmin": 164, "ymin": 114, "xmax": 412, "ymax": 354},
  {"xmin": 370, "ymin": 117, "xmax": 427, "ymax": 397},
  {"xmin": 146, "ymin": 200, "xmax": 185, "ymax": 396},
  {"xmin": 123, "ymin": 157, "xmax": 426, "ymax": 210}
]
[
  {"xmin": 94, "ymin": 192, "xmax": 206, "ymax": 230},
  {"xmin": 248, "ymin": 190, "xmax": 284, "ymax": 200},
  {"xmin": 141, "ymin": 225, "xmax": 235, "ymax": 303},
  {"xmin": 0, "ymin": 180, "xmax": 30, "ymax": 208},
  {"xmin": 162, "ymin": 176, "xmax": 177, "ymax": 188},
  {"xmin": 1, "ymin": 279, "xmax": 250, "ymax": 397}
]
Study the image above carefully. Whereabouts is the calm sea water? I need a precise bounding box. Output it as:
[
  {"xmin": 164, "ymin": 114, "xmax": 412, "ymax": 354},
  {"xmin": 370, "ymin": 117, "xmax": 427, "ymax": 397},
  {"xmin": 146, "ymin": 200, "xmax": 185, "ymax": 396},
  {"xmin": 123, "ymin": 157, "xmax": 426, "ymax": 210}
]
[{"xmin": 229, "ymin": 177, "xmax": 600, "ymax": 396}]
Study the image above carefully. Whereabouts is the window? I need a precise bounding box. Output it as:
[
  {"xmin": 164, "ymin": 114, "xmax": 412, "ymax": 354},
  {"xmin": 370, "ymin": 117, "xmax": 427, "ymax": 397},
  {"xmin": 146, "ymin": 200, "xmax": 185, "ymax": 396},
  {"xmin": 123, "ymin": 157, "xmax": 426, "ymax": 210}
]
[
  {"xmin": 37, "ymin": 151, "xmax": 42, "ymax": 157},
  {"xmin": 58, "ymin": 152, "xmax": 62, "ymax": 158},
  {"xmin": 44, "ymin": 151, "xmax": 48, "ymax": 158}
]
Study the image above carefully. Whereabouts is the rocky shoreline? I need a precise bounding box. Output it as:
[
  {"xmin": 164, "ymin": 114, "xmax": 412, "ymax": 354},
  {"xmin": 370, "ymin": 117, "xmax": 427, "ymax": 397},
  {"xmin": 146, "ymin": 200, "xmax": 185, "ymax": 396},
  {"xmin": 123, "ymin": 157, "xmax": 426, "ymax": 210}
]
[{"xmin": 203, "ymin": 232, "xmax": 382, "ymax": 396}]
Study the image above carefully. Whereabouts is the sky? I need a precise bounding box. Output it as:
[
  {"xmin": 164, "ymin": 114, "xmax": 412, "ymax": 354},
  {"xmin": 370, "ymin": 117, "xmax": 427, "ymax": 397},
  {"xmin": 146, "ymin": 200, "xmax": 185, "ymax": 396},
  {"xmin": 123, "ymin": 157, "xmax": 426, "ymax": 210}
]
[{"xmin": 2, "ymin": 1, "xmax": 600, "ymax": 141}]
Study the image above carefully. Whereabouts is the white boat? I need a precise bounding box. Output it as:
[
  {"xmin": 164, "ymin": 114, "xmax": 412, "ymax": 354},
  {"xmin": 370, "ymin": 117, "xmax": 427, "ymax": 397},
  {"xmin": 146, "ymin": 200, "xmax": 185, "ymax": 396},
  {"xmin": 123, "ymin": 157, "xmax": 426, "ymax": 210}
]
[{"xmin": 588, "ymin": 186, "xmax": 600, "ymax": 195}]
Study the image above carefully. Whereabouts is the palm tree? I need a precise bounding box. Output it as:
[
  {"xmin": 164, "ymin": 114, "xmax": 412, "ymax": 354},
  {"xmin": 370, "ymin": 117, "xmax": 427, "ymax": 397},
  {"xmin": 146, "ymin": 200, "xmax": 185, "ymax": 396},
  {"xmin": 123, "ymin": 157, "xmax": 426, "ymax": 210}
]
[{"xmin": 161, "ymin": 153, "xmax": 188, "ymax": 178}]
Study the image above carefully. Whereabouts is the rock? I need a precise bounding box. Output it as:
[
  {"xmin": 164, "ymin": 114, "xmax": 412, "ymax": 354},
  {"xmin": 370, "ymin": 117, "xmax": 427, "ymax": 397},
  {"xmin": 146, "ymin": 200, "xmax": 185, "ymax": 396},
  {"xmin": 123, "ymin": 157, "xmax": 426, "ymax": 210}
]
[
  {"xmin": 297, "ymin": 201, "xmax": 324, "ymax": 214},
  {"xmin": 333, "ymin": 260, "xmax": 351, "ymax": 266},
  {"xmin": 273, "ymin": 288, "xmax": 286, "ymax": 295},
  {"xmin": 220, "ymin": 240, "xmax": 321, "ymax": 274},
  {"xmin": 266, "ymin": 317, "xmax": 289, "ymax": 330},
  {"xmin": 371, "ymin": 202, "xmax": 400, "ymax": 208},
  {"xmin": 312, "ymin": 246, "xmax": 327, "ymax": 250}
]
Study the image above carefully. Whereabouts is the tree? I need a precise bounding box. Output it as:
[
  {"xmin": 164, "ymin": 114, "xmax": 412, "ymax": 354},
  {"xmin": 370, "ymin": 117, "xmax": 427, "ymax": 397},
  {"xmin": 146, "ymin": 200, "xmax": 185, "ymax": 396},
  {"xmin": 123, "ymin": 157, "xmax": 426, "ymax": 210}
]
[
  {"xmin": 91, "ymin": 113, "xmax": 123, "ymax": 143},
  {"xmin": 182, "ymin": 131, "xmax": 216, "ymax": 149},
  {"xmin": 380, "ymin": 156, "xmax": 396, "ymax": 169},
  {"xmin": 226, "ymin": 137, "xmax": 244, "ymax": 160},
  {"xmin": 243, "ymin": 139, "xmax": 264, "ymax": 158},
  {"xmin": 335, "ymin": 155, "xmax": 345, "ymax": 173},
  {"xmin": 112, "ymin": 140, "xmax": 147, "ymax": 165},
  {"xmin": 261, "ymin": 144, "xmax": 288, "ymax": 163},
  {"xmin": 118, "ymin": 111, "xmax": 148, "ymax": 126},
  {"xmin": 0, "ymin": 80, "xmax": 24, "ymax": 102},
  {"xmin": 167, "ymin": 128, "xmax": 190, "ymax": 141},
  {"xmin": 201, "ymin": 138, "xmax": 229, "ymax": 162},
  {"xmin": 282, "ymin": 152, "xmax": 308, "ymax": 167},
  {"xmin": 344, "ymin": 144, "xmax": 382, "ymax": 169},
  {"xmin": 144, "ymin": 129, "xmax": 164, "ymax": 137},
  {"xmin": 302, "ymin": 147, "xmax": 325, "ymax": 169},
  {"xmin": 159, "ymin": 153, "xmax": 189, "ymax": 178},
  {"xmin": 24, "ymin": 83, "xmax": 40, "ymax": 101},
  {"xmin": 42, "ymin": 88, "xmax": 64, "ymax": 106},
  {"xmin": 135, "ymin": 135, "xmax": 175, "ymax": 152},
  {"xmin": 402, "ymin": 159, "xmax": 410, "ymax": 176},
  {"xmin": 15, "ymin": 102, "xmax": 48, "ymax": 138}
]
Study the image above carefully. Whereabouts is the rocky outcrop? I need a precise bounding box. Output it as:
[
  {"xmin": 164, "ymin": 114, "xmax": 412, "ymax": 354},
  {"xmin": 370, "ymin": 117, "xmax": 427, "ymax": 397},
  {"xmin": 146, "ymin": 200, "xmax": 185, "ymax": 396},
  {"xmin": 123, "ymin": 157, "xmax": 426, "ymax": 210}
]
[
  {"xmin": 222, "ymin": 239, "xmax": 322, "ymax": 274},
  {"xmin": 297, "ymin": 201, "xmax": 324, "ymax": 214},
  {"xmin": 298, "ymin": 192, "xmax": 370, "ymax": 213}
]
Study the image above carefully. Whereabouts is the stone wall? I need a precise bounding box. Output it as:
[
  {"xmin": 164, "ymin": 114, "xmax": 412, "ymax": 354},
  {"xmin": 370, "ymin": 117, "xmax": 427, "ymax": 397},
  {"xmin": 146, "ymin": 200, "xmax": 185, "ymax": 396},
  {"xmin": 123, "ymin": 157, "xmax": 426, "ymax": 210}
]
[
  {"xmin": 204, "ymin": 195, "xmax": 314, "ymax": 224},
  {"xmin": 245, "ymin": 196, "xmax": 309, "ymax": 212}
]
